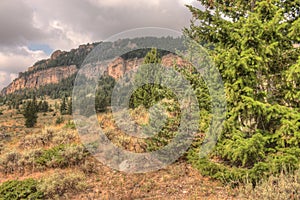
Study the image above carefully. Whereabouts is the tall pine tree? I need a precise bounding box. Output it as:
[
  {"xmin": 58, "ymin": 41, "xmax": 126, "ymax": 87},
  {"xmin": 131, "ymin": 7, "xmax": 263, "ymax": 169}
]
[
  {"xmin": 186, "ymin": 0, "xmax": 300, "ymax": 183},
  {"xmin": 131, "ymin": 48, "xmax": 172, "ymax": 108},
  {"xmin": 60, "ymin": 97, "xmax": 67, "ymax": 115},
  {"xmin": 23, "ymin": 98, "xmax": 38, "ymax": 128}
]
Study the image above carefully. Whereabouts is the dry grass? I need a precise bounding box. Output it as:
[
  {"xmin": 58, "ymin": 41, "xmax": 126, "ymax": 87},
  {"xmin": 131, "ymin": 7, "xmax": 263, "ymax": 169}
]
[
  {"xmin": 97, "ymin": 111, "xmax": 148, "ymax": 153},
  {"xmin": 0, "ymin": 104, "xmax": 236, "ymax": 199},
  {"xmin": 238, "ymin": 170, "xmax": 300, "ymax": 200},
  {"xmin": 39, "ymin": 170, "xmax": 88, "ymax": 199},
  {"xmin": 74, "ymin": 161, "xmax": 234, "ymax": 200},
  {"xmin": 18, "ymin": 126, "xmax": 79, "ymax": 149}
]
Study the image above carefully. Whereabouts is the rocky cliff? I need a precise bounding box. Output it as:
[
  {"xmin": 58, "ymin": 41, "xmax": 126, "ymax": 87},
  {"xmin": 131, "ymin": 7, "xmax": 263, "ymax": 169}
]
[
  {"xmin": 2, "ymin": 53, "xmax": 186, "ymax": 95},
  {"xmin": 2, "ymin": 65, "xmax": 78, "ymax": 95},
  {"xmin": 1, "ymin": 43, "xmax": 97, "ymax": 95},
  {"xmin": 106, "ymin": 53, "xmax": 186, "ymax": 79},
  {"xmin": 1, "ymin": 39, "xmax": 188, "ymax": 96}
]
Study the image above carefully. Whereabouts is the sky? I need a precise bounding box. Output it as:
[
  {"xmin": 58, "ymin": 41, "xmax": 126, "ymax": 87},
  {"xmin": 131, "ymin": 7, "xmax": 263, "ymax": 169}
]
[{"xmin": 0, "ymin": 0, "xmax": 201, "ymax": 90}]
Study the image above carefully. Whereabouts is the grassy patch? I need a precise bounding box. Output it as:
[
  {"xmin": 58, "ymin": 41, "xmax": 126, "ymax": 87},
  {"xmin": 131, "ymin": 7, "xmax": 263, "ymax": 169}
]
[
  {"xmin": 0, "ymin": 179, "xmax": 43, "ymax": 200},
  {"xmin": 238, "ymin": 170, "xmax": 300, "ymax": 200},
  {"xmin": 0, "ymin": 171, "xmax": 87, "ymax": 200},
  {"xmin": 35, "ymin": 144, "xmax": 89, "ymax": 168}
]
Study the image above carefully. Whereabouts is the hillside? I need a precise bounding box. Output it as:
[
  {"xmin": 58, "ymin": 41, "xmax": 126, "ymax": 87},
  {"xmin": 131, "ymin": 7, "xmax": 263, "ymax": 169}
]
[
  {"xmin": 1, "ymin": 37, "xmax": 185, "ymax": 96},
  {"xmin": 0, "ymin": 103, "xmax": 237, "ymax": 199},
  {"xmin": 1, "ymin": 20, "xmax": 300, "ymax": 199}
]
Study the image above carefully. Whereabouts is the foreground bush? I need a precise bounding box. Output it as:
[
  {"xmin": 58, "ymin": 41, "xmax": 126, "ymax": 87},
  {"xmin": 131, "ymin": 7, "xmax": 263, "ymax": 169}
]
[
  {"xmin": 0, "ymin": 151, "xmax": 22, "ymax": 174},
  {"xmin": 238, "ymin": 170, "xmax": 300, "ymax": 200},
  {"xmin": 188, "ymin": 151, "xmax": 299, "ymax": 185},
  {"xmin": 0, "ymin": 144, "xmax": 89, "ymax": 174},
  {"xmin": 19, "ymin": 127, "xmax": 78, "ymax": 149},
  {"xmin": 0, "ymin": 171, "xmax": 87, "ymax": 199},
  {"xmin": 38, "ymin": 171, "xmax": 87, "ymax": 199},
  {"xmin": 19, "ymin": 129, "xmax": 54, "ymax": 148},
  {"xmin": 0, "ymin": 179, "xmax": 43, "ymax": 200},
  {"xmin": 35, "ymin": 144, "xmax": 89, "ymax": 168}
]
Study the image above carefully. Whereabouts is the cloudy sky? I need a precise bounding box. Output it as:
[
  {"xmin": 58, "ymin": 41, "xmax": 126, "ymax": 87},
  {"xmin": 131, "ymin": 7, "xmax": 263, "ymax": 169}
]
[{"xmin": 0, "ymin": 0, "xmax": 201, "ymax": 89}]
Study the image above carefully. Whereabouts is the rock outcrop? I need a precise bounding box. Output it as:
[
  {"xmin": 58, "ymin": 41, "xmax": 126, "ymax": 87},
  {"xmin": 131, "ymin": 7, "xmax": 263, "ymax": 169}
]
[
  {"xmin": 1, "ymin": 49, "xmax": 187, "ymax": 96},
  {"xmin": 2, "ymin": 65, "xmax": 78, "ymax": 95}
]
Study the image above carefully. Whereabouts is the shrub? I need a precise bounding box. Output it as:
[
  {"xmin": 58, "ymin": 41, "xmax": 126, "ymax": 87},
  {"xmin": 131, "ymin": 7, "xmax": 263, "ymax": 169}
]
[
  {"xmin": 55, "ymin": 116, "xmax": 64, "ymax": 125},
  {"xmin": 64, "ymin": 120, "xmax": 76, "ymax": 129},
  {"xmin": 0, "ymin": 142, "xmax": 4, "ymax": 154},
  {"xmin": 19, "ymin": 128, "xmax": 77, "ymax": 148},
  {"xmin": 80, "ymin": 159, "xmax": 98, "ymax": 174},
  {"xmin": 0, "ymin": 151, "xmax": 21, "ymax": 174},
  {"xmin": 0, "ymin": 179, "xmax": 44, "ymax": 200},
  {"xmin": 188, "ymin": 149, "xmax": 300, "ymax": 186},
  {"xmin": 52, "ymin": 131, "xmax": 77, "ymax": 145},
  {"xmin": 35, "ymin": 145, "xmax": 65, "ymax": 168},
  {"xmin": 18, "ymin": 149, "xmax": 44, "ymax": 172},
  {"xmin": 19, "ymin": 129, "xmax": 54, "ymax": 148},
  {"xmin": 238, "ymin": 170, "xmax": 300, "ymax": 200},
  {"xmin": 35, "ymin": 144, "xmax": 88, "ymax": 168},
  {"xmin": 60, "ymin": 145, "xmax": 88, "ymax": 167},
  {"xmin": 0, "ymin": 172, "xmax": 87, "ymax": 200},
  {"xmin": 38, "ymin": 171, "xmax": 87, "ymax": 199}
]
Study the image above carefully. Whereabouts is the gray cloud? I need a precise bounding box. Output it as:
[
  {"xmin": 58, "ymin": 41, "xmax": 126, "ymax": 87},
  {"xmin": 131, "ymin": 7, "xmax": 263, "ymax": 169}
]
[
  {"xmin": 23, "ymin": 0, "xmax": 195, "ymax": 49},
  {"xmin": 0, "ymin": 1, "xmax": 45, "ymax": 47},
  {"xmin": 0, "ymin": 0, "xmax": 199, "ymax": 89}
]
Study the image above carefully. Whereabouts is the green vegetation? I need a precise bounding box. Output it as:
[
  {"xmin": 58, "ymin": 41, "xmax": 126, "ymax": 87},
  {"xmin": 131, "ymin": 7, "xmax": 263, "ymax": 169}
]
[
  {"xmin": 145, "ymin": 100, "xmax": 181, "ymax": 151},
  {"xmin": 38, "ymin": 171, "xmax": 87, "ymax": 199},
  {"xmin": 0, "ymin": 172, "xmax": 87, "ymax": 200},
  {"xmin": 60, "ymin": 97, "xmax": 67, "ymax": 114},
  {"xmin": 0, "ymin": 179, "xmax": 43, "ymax": 200},
  {"xmin": 127, "ymin": 48, "xmax": 211, "ymax": 152},
  {"xmin": 1, "ymin": 5, "xmax": 300, "ymax": 197},
  {"xmin": 186, "ymin": 0, "xmax": 300, "ymax": 184},
  {"xmin": 21, "ymin": 98, "xmax": 51, "ymax": 128},
  {"xmin": 55, "ymin": 116, "xmax": 64, "ymax": 124},
  {"xmin": 95, "ymin": 75, "xmax": 115, "ymax": 113},
  {"xmin": 37, "ymin": 100, "xmax": 49, "ymax": 113},
  {"xmin": 60, "ymin": 97, "xmax": 72, "ymax": 115},
  {"xmin": 23, "ymin": 98, "xmax": 38, "ymax": 128},
  {"xmin": 121, "ymin": 48, "xmax": 172, "ymax": 60},
  {"xmin": 35, "ymin": 144, "xmax": 88, "ymax": 168},
  {"xmin": 130, "ymin": 48, "xmax": 167, "ymax": 108},
  {"xmin": 0, "ymin": 145, "xmax": 88, "ymax": 174}
]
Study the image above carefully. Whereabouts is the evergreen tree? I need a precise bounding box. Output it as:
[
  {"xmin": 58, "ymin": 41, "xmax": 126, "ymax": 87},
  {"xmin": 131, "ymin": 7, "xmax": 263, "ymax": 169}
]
[
  {"xmin": 95, "ymin": 76, "xmax": 115, "ymax": 113},
  {"xmin": 38, "ymin": 101, "xmax": 42, "ymax": 111},
  {"xmin": 54, "ymin": 102, "xmax": 59, "ymax": 111},
  {"xmin": 60, "ymin": 97, "xmax": 67, "ymax": 115},
  {"xmin": 131, "ymin": 48, "xmax": 169, "ymax": 108},
  {"xmin": 23, "ymin": 98, "xmax": 38, "ymax": 128},
  {"xmin": 43, "ymin": 101, "xmax": 49, "ymax": 112},
  {"xmin": 67, "ymin": 98, "xmax": 72, "ymax": 115},
  {"xmin": 186, "ymin": 0, "xmax": 300, "ymax": 183},
  {"xmin": 38, "ymin": 101, "xmax": 49, "ymax": 112},
  {"xmin": 143, "ymin": 48, "xmax": 161, "ymax": 64}
]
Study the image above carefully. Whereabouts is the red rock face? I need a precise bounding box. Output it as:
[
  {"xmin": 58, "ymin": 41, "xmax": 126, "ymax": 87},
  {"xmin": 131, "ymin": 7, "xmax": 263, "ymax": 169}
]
[
  {"xmin": 106, "ymin": 54, "xmax": 188, "ymax": 79},
  {"xmin": 107, "ymin": 57, "xmax": 143, "ymax": 79},
  {"xmin": 3, "ymin": 65, "xmax": 77, "ymax": 95},
  {"xmin": 2, "ymin": 54, "xmax": 189, "ymax": 95}
]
